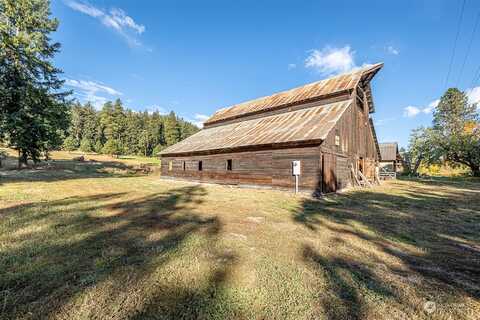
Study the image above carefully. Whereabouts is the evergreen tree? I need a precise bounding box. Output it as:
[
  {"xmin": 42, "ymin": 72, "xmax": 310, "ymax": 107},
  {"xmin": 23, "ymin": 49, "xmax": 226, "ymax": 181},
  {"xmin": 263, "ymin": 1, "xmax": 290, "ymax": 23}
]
[
  {"xmin": 102, "ymin": 138, "xmax": 122, "ymax": 157},
  {"xmin": 164, "ymin": 111, "xmax": 182, "ymax": 146},
  {"xmin": 0, "ymin": 0, "xmax": 70, "ymax": 167}
]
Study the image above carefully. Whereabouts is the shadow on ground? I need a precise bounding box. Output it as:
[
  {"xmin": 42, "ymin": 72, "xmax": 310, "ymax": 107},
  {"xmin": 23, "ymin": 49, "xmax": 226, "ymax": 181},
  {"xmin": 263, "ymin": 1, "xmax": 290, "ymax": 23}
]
[
  {"xmin": 0, "ymin": 156, "xmax": 145, "ymax": 185},
  {"xmin": 293, "ymin": 177, "xmax": 480, "ymax": 318},
  {"xmin": 0, "ymin": 185, "xmax": 243, "ymax": 319}
]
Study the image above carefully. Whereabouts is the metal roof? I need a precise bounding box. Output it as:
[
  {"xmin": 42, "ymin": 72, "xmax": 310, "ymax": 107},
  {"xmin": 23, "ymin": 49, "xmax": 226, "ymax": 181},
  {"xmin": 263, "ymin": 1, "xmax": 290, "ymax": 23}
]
[
  {"xmin": 160, "ymin": 99, "xmax": 352, "ymax": 156},
  {"xmin": 204, "ymin": 63, "xmax": 383, "ymax": 126},
  {"xmin": 379, "ymin": 142, "xmax": 399, "ymax": 161}
]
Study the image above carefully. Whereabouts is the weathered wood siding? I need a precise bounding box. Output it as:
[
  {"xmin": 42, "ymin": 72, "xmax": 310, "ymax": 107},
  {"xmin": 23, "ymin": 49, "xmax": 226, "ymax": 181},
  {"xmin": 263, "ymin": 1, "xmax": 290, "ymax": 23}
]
[
  {"xmin": 319, "ymin": 91, "xmax": 379, "ymax": 190},
  {"xmin": 161, "ymin": 146, "xmax": 321, "ymax": 191}
]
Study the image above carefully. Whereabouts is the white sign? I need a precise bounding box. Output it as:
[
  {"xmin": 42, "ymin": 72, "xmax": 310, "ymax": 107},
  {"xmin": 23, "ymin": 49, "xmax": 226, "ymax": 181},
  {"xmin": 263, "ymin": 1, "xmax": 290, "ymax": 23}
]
[{"xmin": 292, "ymin": 160, "xmax": 301, "ymax": 176}]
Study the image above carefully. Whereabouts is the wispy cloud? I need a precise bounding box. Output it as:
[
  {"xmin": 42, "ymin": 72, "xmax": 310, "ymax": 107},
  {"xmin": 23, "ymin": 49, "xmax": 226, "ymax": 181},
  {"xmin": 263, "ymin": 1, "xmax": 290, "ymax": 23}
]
[
  {"xmin": 403, "ymin": 106, "xmax": 421, "ymax": 118},
  {"xmin": 305, "ymin": 45, "xmax": 356, "ymax": 76},
  {"xmin": 64, "ymin": 1, "xmax": 146, "ymax": 48},
  {"xmin": 65, "ymin": 78, "xmax": 122, "ymax": 109},
  {"xmin": 403, "ymin": 99, "xmax": 439, "ymax": 118},
  {"xmin": 386, "ymin": 45, "xmax": 399, "ymax": 55},
  {"xmin": 466, "ymin": 86, "xmax": 480, "ymax": 107},
  {"xmin": 422, "ymin": 99, "xmax": 440, "ymax": 114},
  {"xmin": 287, "ymin": 63, "xmax": 297, "ymax": 70},
  {"xmin": 186, "ymin": 114, "xmax": 210, "ymax": 128}
]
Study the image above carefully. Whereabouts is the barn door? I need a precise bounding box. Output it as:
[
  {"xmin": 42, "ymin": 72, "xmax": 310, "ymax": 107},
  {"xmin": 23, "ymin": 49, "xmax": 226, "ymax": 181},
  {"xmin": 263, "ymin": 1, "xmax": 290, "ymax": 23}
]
[{"xmin": 322, "ymin": 153, "xmax": 337, "ymax": 193}]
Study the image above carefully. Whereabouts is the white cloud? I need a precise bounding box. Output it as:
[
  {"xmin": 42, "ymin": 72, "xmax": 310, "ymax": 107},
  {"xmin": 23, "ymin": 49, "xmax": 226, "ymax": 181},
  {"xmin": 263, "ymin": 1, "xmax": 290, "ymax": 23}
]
[
  {"xmin": 305, "ymin": 45, "xmax": 356, "ymax": 76},
  {"xmin": 104, "ymin": 8, "xmax": 145, "ymax": 34},
  {"xmin": 404, "ymin": 106, "xmax": 421, "ymax": 118},
  {"xmin": 65, "ymin": 1, "xmax": 146, "ymax": 47},
  {"xmin": 386, "ymin": 45, "xmax": 399, "ymax": 55},
  {"xmin": 66, "ymin": 1, "xmax": 102, "ymax": 17},
  {"xmin": 422, "ymin": 99, "xmax": 439, "ymax": 114},
  {"xmin": 186, "ymin": 114, "xmax": 210, "ymax": 128},
  {"xmin": 466, "ymin": 86, "xmax": 480, "ymax": 106},
  {"xmin": 288, "ymin": 63, "xmax": 297, "ymax": 70},
  {"xmin": 65, "ymin": 79, "xmax": 122, "ymax": 96},
  {"xmin": 403, "ymin": 99, "xmax": 440, "ymax": 118},
  {"xmin": 64, "ymin": 78, "xmax": 122, "ymax": 109}
]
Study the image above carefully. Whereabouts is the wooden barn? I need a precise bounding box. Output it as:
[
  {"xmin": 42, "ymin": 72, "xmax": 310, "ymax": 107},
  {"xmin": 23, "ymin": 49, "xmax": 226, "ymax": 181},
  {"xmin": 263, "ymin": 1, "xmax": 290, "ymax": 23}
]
[{"xmin": 159, "ymin": 63, "xmax": 383, "ymax": 193}]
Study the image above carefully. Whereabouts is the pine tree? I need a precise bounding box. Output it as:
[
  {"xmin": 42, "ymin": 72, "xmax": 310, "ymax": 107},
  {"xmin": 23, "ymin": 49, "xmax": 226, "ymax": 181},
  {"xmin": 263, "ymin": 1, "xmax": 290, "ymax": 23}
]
[
  {"xmin": 0, "ymin": 0, "xmax": 70, "ymax": 167},
  {"xmin": 164, "ymin": 111, "xmax": 182, "ymax": 146}
]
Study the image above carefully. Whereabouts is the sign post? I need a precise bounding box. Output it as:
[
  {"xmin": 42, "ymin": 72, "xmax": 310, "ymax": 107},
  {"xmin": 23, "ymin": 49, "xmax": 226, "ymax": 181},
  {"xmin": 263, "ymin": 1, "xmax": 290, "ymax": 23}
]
[{"xmin": 292, "ymin": 160, "xmax": 301, "ymax": 194}]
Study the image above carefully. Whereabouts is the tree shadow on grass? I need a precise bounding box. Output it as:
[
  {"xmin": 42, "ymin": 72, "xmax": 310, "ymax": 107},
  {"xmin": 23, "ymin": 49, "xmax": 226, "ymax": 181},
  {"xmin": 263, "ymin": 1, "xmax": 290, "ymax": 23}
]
[
  {"xmin": 0, "ymin": 156, "xmax": 144, "ymax": 186},
  {"xmin": 302, "ymin": 245, "xmax": 395, "ymax": 320},
  {"xmin": 293, "ymin": 178, "xmax": 480, "ymax": 316},
  {"xmin": 0, "ymin": 185, "xmax": 243, "ymax": 319}
]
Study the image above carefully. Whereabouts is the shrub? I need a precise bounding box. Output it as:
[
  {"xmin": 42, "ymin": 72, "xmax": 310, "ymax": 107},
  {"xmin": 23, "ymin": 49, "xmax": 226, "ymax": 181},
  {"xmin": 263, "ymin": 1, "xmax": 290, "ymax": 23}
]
[
  {"xmin": 79, "ymin": 138, "xmax": 93, "ymax": 153},
  {"xmin": 63, "ymin": 136, "xmax": 78, "ymax": 151}
]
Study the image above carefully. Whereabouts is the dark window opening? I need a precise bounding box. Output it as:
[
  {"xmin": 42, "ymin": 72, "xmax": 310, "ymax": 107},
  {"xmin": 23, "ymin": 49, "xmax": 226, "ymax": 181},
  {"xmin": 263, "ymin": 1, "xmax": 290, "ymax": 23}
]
[
  {"xmin": 183, "ymin": 161, "xmax": 186, "ymax": 171},
  {"xmin": 198, "ymin": 161, "xmax": 203, "ymax": 171},
  {"xmin": 226, "ymin": 159, "xmax": 232, "ymax": 171}
]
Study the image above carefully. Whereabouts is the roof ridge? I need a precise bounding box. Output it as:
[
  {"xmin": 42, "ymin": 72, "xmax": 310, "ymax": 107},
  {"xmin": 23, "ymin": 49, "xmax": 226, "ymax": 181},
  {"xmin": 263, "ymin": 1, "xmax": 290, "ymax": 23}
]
[{"xmin": 204, "ymin": 62, "xmax": 383, "ymax": 125}]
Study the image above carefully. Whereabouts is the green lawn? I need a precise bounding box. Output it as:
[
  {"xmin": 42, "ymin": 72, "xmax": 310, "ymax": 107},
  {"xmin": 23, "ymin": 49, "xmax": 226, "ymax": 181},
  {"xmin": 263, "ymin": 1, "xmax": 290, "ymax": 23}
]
[{"xmin": 0, "ymin": 154, "xmax": 479, "ymax": 319}]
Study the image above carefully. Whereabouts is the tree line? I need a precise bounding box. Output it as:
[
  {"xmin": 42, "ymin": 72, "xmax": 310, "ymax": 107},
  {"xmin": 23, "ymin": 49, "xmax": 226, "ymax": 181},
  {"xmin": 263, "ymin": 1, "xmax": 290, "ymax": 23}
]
[
  {"xmin": 63, "ymin": 100, "xmax": 199, "ymax": 157},
  {"xmin": 404, "ymin": 88, "xmax": 479, "ymax": 177},
  {"xmin": 0, "ymin": 0, "xmax": 198, "ymax": 167}
]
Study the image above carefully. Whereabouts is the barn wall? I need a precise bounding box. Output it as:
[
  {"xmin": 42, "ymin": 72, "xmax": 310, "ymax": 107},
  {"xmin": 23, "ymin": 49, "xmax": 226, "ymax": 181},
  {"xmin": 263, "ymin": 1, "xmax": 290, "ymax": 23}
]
[
  {"xmin": 320, "ymin": 94, "xmax": 379, "ymax": 189},
  {"xmin": 160, "ymin": 146, "xmax": 321, "ymax": 191}
]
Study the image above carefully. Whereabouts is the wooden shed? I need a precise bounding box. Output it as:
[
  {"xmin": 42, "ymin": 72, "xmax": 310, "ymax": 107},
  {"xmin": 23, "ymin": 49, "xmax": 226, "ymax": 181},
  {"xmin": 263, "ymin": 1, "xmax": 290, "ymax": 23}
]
[
  {"xmin": 379, "ymin": 142, "xmax": 403, "ymax": 178},
  {"xmin": 159, "ymin": 63, "xmax": 383, "ymax": 193}
]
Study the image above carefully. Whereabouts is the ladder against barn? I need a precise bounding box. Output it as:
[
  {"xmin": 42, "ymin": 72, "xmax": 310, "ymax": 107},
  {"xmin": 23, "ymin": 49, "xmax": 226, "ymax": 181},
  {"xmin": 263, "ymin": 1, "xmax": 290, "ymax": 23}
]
[{"xmin": 350, "ymin": 164, "xmax": 380, "ymax": 188}]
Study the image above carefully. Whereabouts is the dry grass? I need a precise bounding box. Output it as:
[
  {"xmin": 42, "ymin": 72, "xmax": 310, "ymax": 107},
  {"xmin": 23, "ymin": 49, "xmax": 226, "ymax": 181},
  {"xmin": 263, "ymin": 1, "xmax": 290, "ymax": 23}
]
[{"xmin": 0, "ymin": 152, "xmax": 479, "ymax": 319}]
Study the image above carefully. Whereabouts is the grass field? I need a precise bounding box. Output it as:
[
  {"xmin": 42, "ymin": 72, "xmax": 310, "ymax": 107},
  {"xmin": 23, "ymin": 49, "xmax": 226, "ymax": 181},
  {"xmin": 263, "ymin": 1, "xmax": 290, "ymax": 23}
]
[{"xmin": 0, "ymin": 152, "xmax": 479, "ymax": 319}]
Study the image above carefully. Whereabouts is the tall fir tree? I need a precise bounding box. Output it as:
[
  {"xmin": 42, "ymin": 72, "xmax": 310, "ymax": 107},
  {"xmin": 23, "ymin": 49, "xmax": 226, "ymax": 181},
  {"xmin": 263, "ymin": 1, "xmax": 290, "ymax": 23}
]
[
  {"xmin": 0, "ymin": 0, "xmax": 69, "ymax": 167},
  {"xmin": 164, "ymin": 111, "xmax": 182, "ymax": 146}
]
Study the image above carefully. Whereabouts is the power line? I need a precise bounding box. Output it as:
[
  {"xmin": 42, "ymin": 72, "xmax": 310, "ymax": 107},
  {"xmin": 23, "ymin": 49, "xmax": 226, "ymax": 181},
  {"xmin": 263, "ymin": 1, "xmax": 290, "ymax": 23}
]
[
  {"xmin": 472, "ymin": 64, "xmax": 480, "ymax": 88},
  {"xmin": 457, "ymin": 10, "xmax": 480, "ymax": 87},
  {"xmin": 444, "ymin": 0, "xmax": 467, "ymax": 90}
]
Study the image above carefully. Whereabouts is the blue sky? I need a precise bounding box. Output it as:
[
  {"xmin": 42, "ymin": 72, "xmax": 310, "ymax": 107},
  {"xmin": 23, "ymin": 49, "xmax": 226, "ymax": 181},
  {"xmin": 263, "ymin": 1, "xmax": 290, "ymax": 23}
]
[{"xmin": 51, "ymin": 0, "xmax": 480, "ymax": 147}]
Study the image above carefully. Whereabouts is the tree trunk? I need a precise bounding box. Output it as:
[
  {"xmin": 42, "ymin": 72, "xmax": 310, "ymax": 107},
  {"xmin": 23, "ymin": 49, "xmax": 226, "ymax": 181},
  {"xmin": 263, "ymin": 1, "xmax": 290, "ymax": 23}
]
[
  {"xmin": 18, "ymin": 149, "xmax": 28, "ymax": 168},
  {"xmin": 471, "ymin": 164, "xmax": 480, "ymax": 177},
  {"xmin": 411, "ymin": 157, "xmax": 423, "ymax": 176}
]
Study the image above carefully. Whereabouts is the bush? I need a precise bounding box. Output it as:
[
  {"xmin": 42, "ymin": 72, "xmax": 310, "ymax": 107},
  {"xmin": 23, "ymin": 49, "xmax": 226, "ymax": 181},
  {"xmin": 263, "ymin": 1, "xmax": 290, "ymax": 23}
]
[
  {"xmin": 79, "ymin": 138, "xmax": 93, "ymax": 153},
  {"xmin": 102, "ymin": 139, "xmax": 122, "ymax": 157},
  {"xmin": 94, "ymin": 140, "xmax": 103, "ymax": 153},
  {"xmin": 63, "ymin": 136, "xmax": 78, "ymax": 151}
]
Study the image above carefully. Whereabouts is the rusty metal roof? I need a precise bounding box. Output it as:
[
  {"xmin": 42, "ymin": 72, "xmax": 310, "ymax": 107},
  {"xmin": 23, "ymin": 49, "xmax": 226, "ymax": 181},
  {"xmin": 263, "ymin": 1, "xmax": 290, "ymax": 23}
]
[
  {"xmin": 204, "ymin": 63, "xmax": 383, "ymax": 126},
  {"xmin": 160, "ymin": 99, "xmax": 353, "ymax": 156},
  {"xmin": 379, "ymin": 142, "xmax": 399, "ymax": 161}
]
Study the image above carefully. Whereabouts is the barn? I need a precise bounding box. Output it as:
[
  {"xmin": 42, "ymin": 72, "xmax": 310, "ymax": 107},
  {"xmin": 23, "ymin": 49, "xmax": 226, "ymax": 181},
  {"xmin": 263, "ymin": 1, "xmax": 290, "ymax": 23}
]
[{"xmin": 159, "ymin": 63, "xmax": 383, "ymax": 193}]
